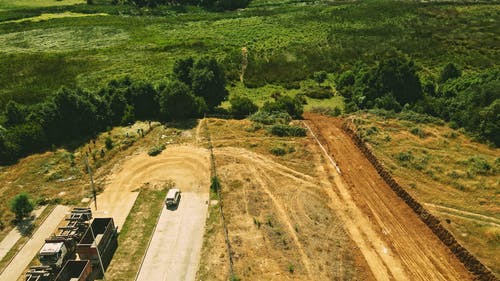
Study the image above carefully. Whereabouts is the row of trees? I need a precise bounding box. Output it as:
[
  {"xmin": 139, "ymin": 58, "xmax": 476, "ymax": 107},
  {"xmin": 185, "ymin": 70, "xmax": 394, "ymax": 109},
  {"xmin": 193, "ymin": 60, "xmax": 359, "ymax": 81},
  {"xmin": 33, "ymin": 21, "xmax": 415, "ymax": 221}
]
[
  {"xmin": 0, "ymin": 57, "xmax": 229, "ymax": 164},
  {"xmin": 336, "ymin": 57, "xmax": 499, "ymax": 146},
  {"xmin": 121, "ymin": 0, "xmax": 250, "ymax": 10}
]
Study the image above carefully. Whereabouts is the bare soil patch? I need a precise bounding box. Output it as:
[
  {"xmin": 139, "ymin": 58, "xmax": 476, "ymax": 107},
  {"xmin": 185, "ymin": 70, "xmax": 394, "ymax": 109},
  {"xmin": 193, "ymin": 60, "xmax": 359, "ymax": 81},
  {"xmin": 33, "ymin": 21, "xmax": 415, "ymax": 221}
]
[
  {"xmin": 197, "ymin": 118, "xmax": 372, "ymax": 280},
  {"xmin": 305, "ymin": 113, "xmax": 473, "ymax": 280}
]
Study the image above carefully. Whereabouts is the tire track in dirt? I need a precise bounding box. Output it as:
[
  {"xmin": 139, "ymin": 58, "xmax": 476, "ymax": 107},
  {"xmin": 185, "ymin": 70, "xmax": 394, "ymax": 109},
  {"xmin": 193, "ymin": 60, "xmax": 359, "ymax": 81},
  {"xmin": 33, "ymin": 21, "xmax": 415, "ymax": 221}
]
[
  {"xmin": 305, "ymin": 113, "xmax": 473, "ymax": 281},
  {"xmin": 425, "ymin": 203, "xmax": 500, "ymax": 227},
  {"xmin": 93, "ymin": 146, "xmax": 209, "ymax": 230},
  {"xmin": 249, "ymin": 165, "xmax": 313, "ymax": 278},
  {"xmin": 216, "ymin": 147, "xmax": 352, "ymax": 279}
]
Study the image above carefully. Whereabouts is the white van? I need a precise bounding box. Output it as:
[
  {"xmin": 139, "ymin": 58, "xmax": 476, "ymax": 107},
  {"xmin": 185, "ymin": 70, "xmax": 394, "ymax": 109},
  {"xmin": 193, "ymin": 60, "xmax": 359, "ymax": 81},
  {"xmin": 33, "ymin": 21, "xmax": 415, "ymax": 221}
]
[{"xmin": 166, "ymin": 188, "xmax": 181, "ymax": 207}]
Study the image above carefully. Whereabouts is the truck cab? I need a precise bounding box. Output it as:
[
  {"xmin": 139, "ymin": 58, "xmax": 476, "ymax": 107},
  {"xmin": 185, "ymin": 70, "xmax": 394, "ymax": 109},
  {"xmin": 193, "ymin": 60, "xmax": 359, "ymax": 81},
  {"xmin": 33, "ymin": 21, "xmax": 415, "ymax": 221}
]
[{"xmin": 39, "ymin": 242, "xmax": 68, "ymax": 268}]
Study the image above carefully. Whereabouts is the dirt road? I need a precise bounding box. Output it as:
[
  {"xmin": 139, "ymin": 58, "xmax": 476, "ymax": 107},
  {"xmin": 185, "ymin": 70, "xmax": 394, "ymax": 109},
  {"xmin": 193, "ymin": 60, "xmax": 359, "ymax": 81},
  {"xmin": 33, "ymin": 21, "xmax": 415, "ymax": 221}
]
[
  {"xmin": 305, "ymin": 113, "xmax": 472, "ymax": 281},
  {"xmin": 0, "ymin": 205, "xmax": 69, "ymax": 281},
  {"xmin": 118, "ymin": 145, "xmax": 210, "ymax": 281}
]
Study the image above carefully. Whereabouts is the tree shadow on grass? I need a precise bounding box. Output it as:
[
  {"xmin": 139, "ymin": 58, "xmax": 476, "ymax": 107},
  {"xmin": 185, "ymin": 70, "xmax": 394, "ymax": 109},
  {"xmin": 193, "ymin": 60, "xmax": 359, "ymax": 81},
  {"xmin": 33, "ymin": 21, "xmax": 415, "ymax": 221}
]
[{"xmin": 14, "ymin": 214, "xmax": 36, "ymax": 237}]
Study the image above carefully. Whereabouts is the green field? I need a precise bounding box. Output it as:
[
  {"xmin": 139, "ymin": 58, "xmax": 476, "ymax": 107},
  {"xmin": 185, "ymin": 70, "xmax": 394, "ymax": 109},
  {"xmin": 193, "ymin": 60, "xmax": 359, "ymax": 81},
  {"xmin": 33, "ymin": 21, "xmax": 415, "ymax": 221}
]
[
  {"xmin": 0, "ymin": 0, "xmax": 85, "ymax": 11},
  {"xmin": 0, "ymin": 0, "xmax": 498, "ymax": 109}
]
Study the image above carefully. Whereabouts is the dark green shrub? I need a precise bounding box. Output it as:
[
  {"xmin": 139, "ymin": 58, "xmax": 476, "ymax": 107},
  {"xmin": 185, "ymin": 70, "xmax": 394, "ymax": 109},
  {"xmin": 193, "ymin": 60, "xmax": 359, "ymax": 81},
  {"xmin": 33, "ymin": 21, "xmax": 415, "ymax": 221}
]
[
  {"xmin": 210, "ymin": 176, "xmax": 220, "ymax": 192},
  {"xmin": 148, "ymin": 144, "xmax": 166, "ymax": 156},
  {"xmin": 249, "ymin": 111, "xmax": 291, "ymax": 125},
  {"xmin": 268, "ymin": 124, "xmax": 306, "ymax": 137},
  {"xmin": 270, "ymin": 147, "xmax": 286, "ymax": 156},
  {"xmin": 410, "ymin": 127, "xmax": 426, "ymax": 138},
  {"xmin": 230, "ymin": 96, "xmax": 258, "ymax": 118},
  {"xmin": 303, "ymin": 87, "xmax": 333, "ymax": 99},
  {"xmin": 396, "ymin": 151, "xmax": 413, "ymax": 162},
  {"xmin": 10, "ymin": 193, "xmax": 34, "ymax": 222},
  {"xmin": 105, "ymin": 136, "xmax": 114, "ymax": 150}
]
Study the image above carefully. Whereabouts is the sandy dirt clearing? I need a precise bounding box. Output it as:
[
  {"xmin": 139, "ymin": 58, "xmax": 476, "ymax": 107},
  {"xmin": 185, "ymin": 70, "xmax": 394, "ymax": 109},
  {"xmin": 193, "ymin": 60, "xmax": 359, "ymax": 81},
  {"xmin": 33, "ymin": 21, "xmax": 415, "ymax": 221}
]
[
  {"xmin": 107, "ymin": 144, "xmax": 210, "ymax": 281},
  {"xmin": 305, "ymin": 113, "xmax": 473, "ymax": 281},
  {"xmin": 0, "ymin": 205, "xmax": 69, "ymax": 281}
]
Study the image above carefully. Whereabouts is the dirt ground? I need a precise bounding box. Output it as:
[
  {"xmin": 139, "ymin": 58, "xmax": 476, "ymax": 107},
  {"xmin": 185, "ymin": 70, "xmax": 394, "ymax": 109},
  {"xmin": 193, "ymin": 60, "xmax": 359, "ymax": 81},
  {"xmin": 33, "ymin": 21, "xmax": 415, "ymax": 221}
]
[
  {"xmin": 197, "ymin": 116, "xmax": 476, "ymax": 281},
  {"xmin": 199, "ymin": 118, "xmax": 373, "ymax": 281},
  {"xmin": 304, "ymin": 113, "xmax": 473, "ymax": 280},
  {"xmin": 135, "ymin": 145, "xmax": 210, "ymax": 281}
]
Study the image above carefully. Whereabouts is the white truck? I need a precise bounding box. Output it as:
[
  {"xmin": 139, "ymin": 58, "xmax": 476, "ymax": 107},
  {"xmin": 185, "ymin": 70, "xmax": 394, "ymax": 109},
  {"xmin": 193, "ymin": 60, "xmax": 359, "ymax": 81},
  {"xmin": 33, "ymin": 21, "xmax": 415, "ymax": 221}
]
[{"xmin": 165, "ymin": 188, "xmax": 181, "ymax": 207}]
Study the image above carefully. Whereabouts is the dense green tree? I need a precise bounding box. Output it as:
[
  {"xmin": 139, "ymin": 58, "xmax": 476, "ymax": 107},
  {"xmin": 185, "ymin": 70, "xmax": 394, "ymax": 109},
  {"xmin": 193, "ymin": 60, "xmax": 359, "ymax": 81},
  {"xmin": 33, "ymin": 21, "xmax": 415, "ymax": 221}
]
[
  {"xmin": 191, "ymin": 57, "xmax": 228, "ymax": 109},
  {"xmin": 4, "ymin": 101, "xmax": 26, "ymax": 127},
  {"xmin": 230, "ymin": 96, "xmax": 258, "ymax": 118},
  {"xmin": 313, "ymin": 71, "xmax": 327, "ymax": 86},
  {"xmin": 262, "ymin": 95, "xmax": 303, "ymax": 119},
  {"xmin": 367, "ymin": 56, "xmax": 422, "ymax": 106},
  {"xmin": 10, "ymin": 193, "xmax": 34, "ymax": 222},
  {"xmin": 159, "ymin": 81, "xmax": 202, "ymax": 120},
  {"xmin": 108, "ymin": 91, "xmax": 128, "ymax": 126},
  {"xmin": 479, "ymin": 99, "xmax": 500, "ymax": 146},
  {"xmin": 173, "ymin": 58, "xmax": 194, "ymax": 86},
  {"xmin": 127, "ymin": 81, "xmax": 159, "ymax": 120},
  {"xmin": 439, "ymin": 63, "xmax": 461, "ymax": 84},
  {"xmin": 50, "ymin": 88, "xmax": 98, "ymax": 141},
  {"xmin": 336, "ymin": 70, "xmax": 355, "ymax": 92},
  {"xmin": 121, "ymin": 104, "xmax": 135, "ymax": 125},
  {"xmin": 5, "ymin": 122, "xmax": 46, "ymax": 155}
]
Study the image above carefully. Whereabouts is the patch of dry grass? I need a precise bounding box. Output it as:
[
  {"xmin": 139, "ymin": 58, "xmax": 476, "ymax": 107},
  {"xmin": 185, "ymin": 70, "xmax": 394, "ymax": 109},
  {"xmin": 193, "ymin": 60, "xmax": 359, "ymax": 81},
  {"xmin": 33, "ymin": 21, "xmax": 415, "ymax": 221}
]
[
  {"xmin": 207, "ymin": 118, "xmax": 316, "ymax": 176},
  {"xmin": 352, "ymin": 112, "xmax": 500, "ymax": 276}
]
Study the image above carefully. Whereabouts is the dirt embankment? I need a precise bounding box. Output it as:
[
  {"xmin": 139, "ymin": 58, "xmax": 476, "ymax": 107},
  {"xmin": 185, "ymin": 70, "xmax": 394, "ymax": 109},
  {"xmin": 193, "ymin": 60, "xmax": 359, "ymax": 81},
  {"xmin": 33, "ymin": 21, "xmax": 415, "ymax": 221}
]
[
  {"xmin": 340, "ymin": 117, "xmax": 497, "ymax": 281},
  {"xmin": 305, "ymin": 113, "xmax": 476, "ymax": 281}
]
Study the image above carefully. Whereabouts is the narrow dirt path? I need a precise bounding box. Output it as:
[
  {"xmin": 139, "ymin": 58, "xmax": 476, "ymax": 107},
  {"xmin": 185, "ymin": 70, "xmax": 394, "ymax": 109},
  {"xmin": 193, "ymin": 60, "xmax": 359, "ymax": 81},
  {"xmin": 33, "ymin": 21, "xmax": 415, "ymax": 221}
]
[
  {"xmin": 0, "ymin": 205, "xmax": 69, "ymax": 281},
  {"xmin": 305, "ymin": 113, "xmax": 473, "ymax": 281},
  {"xmin": 425, "ymin": 203, "xmax": 500, "ymax": 226}
]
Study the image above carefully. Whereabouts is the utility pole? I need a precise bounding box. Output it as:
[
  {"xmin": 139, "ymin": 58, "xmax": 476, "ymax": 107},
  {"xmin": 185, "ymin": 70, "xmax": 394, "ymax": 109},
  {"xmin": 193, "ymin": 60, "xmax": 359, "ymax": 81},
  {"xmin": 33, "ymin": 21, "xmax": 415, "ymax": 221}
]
[{"xmin": 84, "ymin": 156, "xmax": 98, "ymax": 210}]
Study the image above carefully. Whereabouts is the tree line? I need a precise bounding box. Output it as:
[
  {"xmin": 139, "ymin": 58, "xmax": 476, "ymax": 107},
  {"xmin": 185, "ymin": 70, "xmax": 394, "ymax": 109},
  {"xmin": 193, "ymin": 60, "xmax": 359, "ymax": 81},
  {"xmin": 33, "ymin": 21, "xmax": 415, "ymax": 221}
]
[
  {"xmin": 0, "ymin": 55, "xmax": 305, "ymax": 165},
  {"xmin": 0, "ymin": 57, "xmax": 227, "ymax": 164},
  {"xmin": 104, "ymin": 0, "xmax": 250, "ymax": 11},
  {"xmin": 336, "ymin": 57, "xmax": 499, "ymax": 146}
]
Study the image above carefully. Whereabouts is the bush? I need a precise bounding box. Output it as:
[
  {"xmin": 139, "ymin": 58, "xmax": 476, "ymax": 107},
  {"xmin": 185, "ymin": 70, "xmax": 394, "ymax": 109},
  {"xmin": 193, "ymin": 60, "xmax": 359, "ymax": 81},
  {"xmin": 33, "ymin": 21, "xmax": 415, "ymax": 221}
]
[
  {"xmin": 313, "ymin": 71, "xmax": 327, "ymax": 85},
  {"xmin": 210, "ymin": 176, "xmax": 220, "ymax": 192},
  {"xmin": 270, "ymin": 147, "xmax": 286, "ymax": 156},
  {"xmin": 396, "ymin": 151, "xmax": 414, "ymax": 162},
  {"xmin": 229, "ymin": 96, "xmax": 258, "ymax": 118},
  {"xmin": 268, "ymin": 124, "xmax": 306, "ymax": 137},
  {"xmin": 10, "ymin": 193, "xmax": 34, "ymax": 221},
  {"xmin": 467, "ymin": 156, "xmax": 492, "ymax": 176},
  {"xmin": 148, "ymin": 144, "xmax": 166, "ymax": 156},
  {"xmin": 303, "ymin": 87, "xmax": 333, "ymax": 99},
  {"xmin": 410, "ymin": 127, "xmax": 426, "ymax": 138},
  {"xmin": 249, "ymin": 111, "xmax": 292, "ymax": 125},
  {"xmin": 310, "ymin": 106, "xmax": 342, "ymax": 116},
  {"xmin": 105, "ymin": 136, "xmax": 114, "ymax": 150},
  {"xmin": 262, "ymin": 95, "xmax": 304, "ymax": 119}
]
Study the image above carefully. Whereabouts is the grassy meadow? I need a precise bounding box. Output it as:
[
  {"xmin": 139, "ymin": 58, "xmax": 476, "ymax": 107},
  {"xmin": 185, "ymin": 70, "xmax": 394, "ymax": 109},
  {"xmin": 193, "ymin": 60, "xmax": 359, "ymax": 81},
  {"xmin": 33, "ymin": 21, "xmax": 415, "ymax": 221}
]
[{"xmin": 0, "ymin": 0, "xmax": 498, "ymax": 109}]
